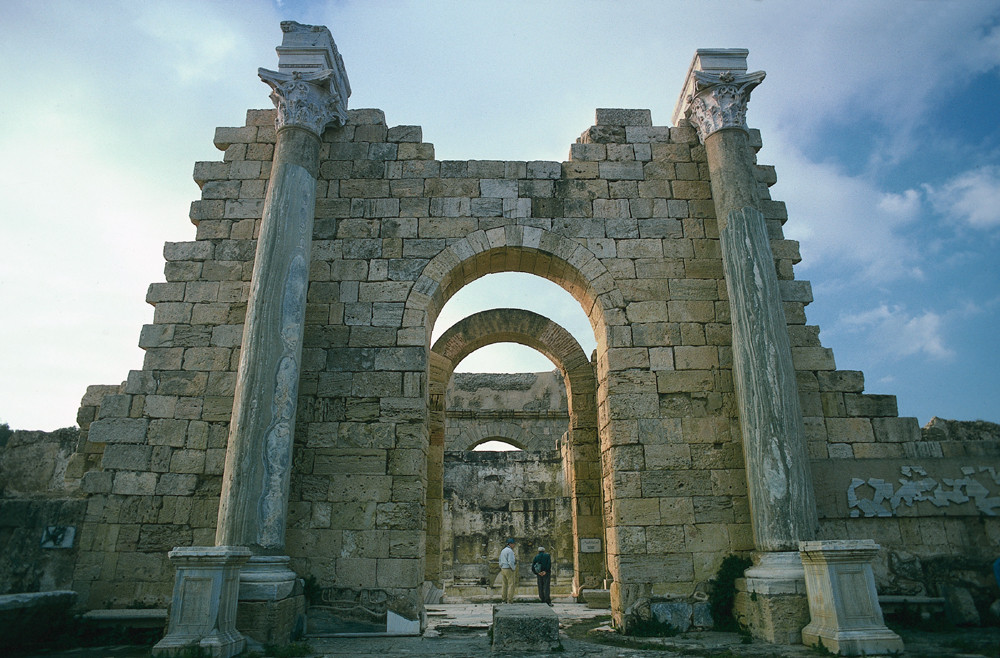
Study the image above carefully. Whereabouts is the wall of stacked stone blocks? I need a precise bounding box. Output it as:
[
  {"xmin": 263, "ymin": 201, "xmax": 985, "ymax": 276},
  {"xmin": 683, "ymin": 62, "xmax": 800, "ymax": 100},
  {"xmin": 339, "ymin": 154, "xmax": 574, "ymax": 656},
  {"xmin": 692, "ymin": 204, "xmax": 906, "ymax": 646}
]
[{"xmin": 17, "ymin": 104, "xmax": 993, "ymax": 613}]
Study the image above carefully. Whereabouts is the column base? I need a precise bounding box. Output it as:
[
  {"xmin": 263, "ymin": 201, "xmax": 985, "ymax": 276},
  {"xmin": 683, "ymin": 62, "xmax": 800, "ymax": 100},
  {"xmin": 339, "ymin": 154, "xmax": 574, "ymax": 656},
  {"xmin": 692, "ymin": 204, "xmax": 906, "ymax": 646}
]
[
  {"xmin": 239, "ymin": 555, "xmax": 298, "ymax": 601},
  {"xmin": 735, "ymin": 551, "xmax": 810, "ymax": 644},
  {"xmin": 236, "ymin": 555, "xmax": 305, "ymax": 646}
]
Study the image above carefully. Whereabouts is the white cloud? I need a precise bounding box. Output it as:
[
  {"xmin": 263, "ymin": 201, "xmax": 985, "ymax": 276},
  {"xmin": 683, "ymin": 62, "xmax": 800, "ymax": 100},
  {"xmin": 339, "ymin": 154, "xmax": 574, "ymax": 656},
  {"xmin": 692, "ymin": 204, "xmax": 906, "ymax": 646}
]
[
  {"xmin": 925, "ymin": 166, "xmax": 1000, "ymax": 229},
  {"xmin": 877, "ymin": 189, "xmax": 922, "ymax": 217},
  {"xmin": 836, "ymin": 304, "xmax": 954, "ymax": 361},
  {"xmin": 767, "ymin": 134, "xmax": 924, "ymax": 283}
]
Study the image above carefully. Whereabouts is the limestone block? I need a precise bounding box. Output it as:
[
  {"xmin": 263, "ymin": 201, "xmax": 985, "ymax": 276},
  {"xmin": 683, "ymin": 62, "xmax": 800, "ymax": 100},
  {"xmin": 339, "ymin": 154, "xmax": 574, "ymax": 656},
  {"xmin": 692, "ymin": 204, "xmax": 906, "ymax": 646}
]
[
  {"xmin": 599, "ymin": 161, "xmax": 644, "ymax": 180},
  {"xmin": 356, "ymin": 124, "xmax": 387, "ymax": 141},
  {"xmin": 596, "ymin": 108, "xmax": 652, "ymax": 126},
  {"xmin": 156, "ymin": 473, "xmax": 198, "ymax": 496},
  {"xmin": 182, "ymin": 347, "xmax": 231, "ymax": 371},
  {"xmin": 826, "ymin": 418, "xmax": 875, "ymax": 444},
  {"xmin": 668, "ymin": 300, "xmax": 715, "ymax": 323},
  {"xmin": 491, "ymin": 604, "xmax": 559, "ymax": 652},
  {"xmin": 386, "ymin": 125, "xmax": 422, "ymax": 143},
  {"xmin": 637, "ymin": 179, "xmax": 672, "ymax": 198},
  {"xmin": 569, "ymin": 143, "xmax": 607, "ymax": 161},
  {"xmin": 88, "ymin": 418, "xmax": 149, "ymax": 444},
  {"xmin": 852, "ymin": 443, "xmax": 903, "ymax": 458},
  {"xmin": 651, "ymin": 601, "xmax": 692, "ymax": 632},
  {"xmin": 672, "ymin": 180, "xmax": 711, "ymax": 199},
  {"xmin": 562, "ymin": 161, "xmax": 599, "ymax": 179},
  {"xmin": 623, "ymin": 126, "xmax": 670, "ymax": 143},
  {"xmin": 656, "ymin": 370, "xmax": 714, "ymax": 394},
  {"xmin": 791, "ymin": 347, "xmax": 836, "ymax": 371},
  {"xmin": 816, "ymin": 370, "xmax": 865, "ymax": 393},
  {"xmin": 651, "ymin": 143, "xmax": 693, "ymax": 163},
  {"xmin": 871, "ymin": 416, "xmax": 920, "ymax": 443},
  {"xmin": 617, "ymin": 554, "xmax": 693, "ymax": 584},
  {"xmin": 674, "ymin": 346, "xmax": 719, "ymax": 370},
  {"xmin": 112, "ymin": 471, "xmax": 158, "ymax": 495},
  {"xmin": 335, "ymin": 557, "xmax": 377, "ymax": 588},
  {"xmin": 612, "ymin": 498, "xmax": 660, "ymax": 526},
  {"xmin": 102, "ymin": 444, "xmax": 152, "ymax": 470}
]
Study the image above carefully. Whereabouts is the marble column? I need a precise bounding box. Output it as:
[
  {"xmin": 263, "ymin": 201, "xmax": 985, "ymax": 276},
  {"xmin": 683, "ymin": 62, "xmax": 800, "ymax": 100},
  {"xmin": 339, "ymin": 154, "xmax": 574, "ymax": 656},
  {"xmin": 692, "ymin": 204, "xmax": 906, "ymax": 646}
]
[
  {"xmin": 215, "ymin": 22, "xmax": 349, "ymax": 597},
  {"xmin": 675, "ymin": 52, "xmax": 818, "ymax": 643},
  {"xmin": 677, "ymin": 49, "xmax": 818, "ymax": 555}
]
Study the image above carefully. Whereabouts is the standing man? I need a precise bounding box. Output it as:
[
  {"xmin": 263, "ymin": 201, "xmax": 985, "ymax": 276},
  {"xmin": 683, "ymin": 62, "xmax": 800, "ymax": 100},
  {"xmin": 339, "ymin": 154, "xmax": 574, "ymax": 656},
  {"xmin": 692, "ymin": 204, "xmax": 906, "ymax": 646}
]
[
  {"xmin": 499, "ymin": 538, "xmax": 517, "ymax": 604},
  {"xmin": 531, "ymin": 546, "xmax": 552, "ymax": 605}
]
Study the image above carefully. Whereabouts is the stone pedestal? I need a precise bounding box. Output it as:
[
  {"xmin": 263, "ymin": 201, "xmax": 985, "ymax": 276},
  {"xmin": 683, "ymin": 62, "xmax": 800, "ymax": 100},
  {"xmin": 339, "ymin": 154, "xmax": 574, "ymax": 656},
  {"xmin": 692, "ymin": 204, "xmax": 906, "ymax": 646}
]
[
  {"xmin": 153, "ymin": 546, "xmax": 251, "ymax": 658},
  {"xmin": 491, "ymin": 604, "xmax": 560, "ymax": 652},
  {"xmin": 735, "ymin": 551, "xmax": 810, "ymax": 644},
  {"xmin": 799, "ymin": 540, "xmax": 903, "ymax": 655}
]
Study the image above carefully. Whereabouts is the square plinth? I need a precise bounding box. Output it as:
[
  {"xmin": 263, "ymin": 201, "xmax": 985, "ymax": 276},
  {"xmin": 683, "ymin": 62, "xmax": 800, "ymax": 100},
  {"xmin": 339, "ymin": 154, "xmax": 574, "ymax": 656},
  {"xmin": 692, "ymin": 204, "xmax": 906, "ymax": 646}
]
[{"xmin": 491, "ymin": 604, "xmax": 560, "ymax": 652}]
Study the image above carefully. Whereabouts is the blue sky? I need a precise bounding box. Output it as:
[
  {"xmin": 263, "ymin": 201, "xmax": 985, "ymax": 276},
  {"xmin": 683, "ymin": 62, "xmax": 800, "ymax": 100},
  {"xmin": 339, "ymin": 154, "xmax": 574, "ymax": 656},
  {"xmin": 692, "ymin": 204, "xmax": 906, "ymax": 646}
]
[{"xmin": 1, "ymin": 1, "xmax": 998, "ymax": 431}]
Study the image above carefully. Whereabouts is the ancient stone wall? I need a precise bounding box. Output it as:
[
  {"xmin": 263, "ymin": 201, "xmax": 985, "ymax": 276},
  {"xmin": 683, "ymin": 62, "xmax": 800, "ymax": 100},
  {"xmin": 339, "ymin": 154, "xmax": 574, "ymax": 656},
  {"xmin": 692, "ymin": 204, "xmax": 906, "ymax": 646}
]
[
  {"xmin": 50, "ymin": 101, "xmax": 999, "ymax": 627},
  {"xmin": 444, "ymin": 371, "xmax": 568, "ymax": 451},
  {"xmin": 0, "ymin": 427, "xmax": 86, "ymax": 595},
  {"xmin": 441, "ymin": 450, "xmax": 573, "ymax": 597}
]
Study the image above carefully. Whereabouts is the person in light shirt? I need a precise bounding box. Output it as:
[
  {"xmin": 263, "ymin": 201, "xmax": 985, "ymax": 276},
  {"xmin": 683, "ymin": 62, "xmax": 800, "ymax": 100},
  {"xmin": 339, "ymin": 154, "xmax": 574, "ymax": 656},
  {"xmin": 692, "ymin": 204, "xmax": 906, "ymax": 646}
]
[{"xmin": 499, "ymin": 538, "xmax": 517, "ymax": 603}]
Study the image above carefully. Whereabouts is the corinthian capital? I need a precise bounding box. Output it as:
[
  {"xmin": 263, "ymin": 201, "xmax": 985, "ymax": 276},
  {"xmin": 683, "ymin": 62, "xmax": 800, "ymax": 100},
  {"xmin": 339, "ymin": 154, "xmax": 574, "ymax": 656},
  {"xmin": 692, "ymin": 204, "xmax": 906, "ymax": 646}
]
[
  {"xmin": 258, "ymin": 68, "xmax": 348, "ymax": 137},
  {"xmin": 685, "ymin": 69, "xmax": 766, "ymax": 143}
]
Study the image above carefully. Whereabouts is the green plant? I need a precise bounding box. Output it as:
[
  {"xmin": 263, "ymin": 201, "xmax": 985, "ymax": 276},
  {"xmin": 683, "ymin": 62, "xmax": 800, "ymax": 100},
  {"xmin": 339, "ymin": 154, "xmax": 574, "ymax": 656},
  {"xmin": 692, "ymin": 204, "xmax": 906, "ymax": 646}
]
[
  {"xmin": 302, "ymin": 575, "xmax": 322, "ymax": 605},
  {"xmin": 709, "ymin": 554, "xmax": 752, "ymax": 632}
]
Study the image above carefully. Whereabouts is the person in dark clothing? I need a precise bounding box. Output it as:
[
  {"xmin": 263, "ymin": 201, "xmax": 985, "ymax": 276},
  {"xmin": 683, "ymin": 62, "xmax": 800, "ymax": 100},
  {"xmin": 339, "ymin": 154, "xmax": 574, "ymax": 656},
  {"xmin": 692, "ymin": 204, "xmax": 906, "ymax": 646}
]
[{"xmin": 531, "ymin": 546, "xmax": 552, "ymax": 605}]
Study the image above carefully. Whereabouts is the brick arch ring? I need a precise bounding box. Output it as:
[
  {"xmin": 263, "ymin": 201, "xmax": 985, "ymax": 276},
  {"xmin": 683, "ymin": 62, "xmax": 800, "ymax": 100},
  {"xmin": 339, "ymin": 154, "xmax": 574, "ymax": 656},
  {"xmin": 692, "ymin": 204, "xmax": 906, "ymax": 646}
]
[
  {"xmin": 460, "ymin": 423, "xmax": 535, "ymax": 451},
  {"xmin": 430, "ymin": 308, "xmax": 594, "ymax": 427},
  {"xmin": 403, "ymin": 224, "xmax": 625, "ymax": 348}
]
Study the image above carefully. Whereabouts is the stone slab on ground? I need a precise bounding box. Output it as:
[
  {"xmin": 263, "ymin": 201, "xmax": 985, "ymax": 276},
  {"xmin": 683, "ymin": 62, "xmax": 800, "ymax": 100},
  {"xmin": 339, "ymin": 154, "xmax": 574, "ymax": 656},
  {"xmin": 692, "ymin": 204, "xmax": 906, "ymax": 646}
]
[
  {"xmin": 581, "ymin": 588, "xmax": 611, "ymax": 609},
  {"xmin": 491, "ymin": 603, "xmax": 560, "ymax": 652},
  {"xmin": 82, "ymin": 608, "xmax": 167, "ymax": 629}
]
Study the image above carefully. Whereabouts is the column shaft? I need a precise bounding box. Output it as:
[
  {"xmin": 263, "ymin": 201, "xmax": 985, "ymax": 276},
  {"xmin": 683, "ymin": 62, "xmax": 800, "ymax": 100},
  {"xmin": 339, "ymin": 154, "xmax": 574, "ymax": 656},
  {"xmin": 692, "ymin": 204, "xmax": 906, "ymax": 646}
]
[
  {"xmin": 216, "ymin": 126, "xmax": 320, "ymax": 552},
  {"xmin": 705, "ymin": 128, "xmax": 817, "ymax": 551}
]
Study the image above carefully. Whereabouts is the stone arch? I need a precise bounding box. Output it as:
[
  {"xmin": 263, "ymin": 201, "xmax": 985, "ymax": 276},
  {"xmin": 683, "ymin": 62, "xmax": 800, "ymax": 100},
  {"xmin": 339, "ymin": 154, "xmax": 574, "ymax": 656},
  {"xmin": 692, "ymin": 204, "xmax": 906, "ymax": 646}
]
[
  {"xmin": 428, "ymin": 308, "xmax": 602, "ymax": 593},
  {"xmin": 404, "ymin": 225, "xmax": 624, "ymax": 349},
  {"xmin": 409, "ymin": 227, "xmax": 621, "ymax": 595},
  {"xmin": 464, "ymin": 429, "xmax": 529, "ymax": 451}
]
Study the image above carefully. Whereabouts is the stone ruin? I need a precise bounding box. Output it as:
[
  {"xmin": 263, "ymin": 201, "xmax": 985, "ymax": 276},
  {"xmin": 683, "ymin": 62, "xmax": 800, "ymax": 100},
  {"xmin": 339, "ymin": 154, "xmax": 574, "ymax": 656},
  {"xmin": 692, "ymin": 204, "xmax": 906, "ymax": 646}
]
[{"xmin": 2, "ymin": 20, "xmax": 999, "ymax": 656}]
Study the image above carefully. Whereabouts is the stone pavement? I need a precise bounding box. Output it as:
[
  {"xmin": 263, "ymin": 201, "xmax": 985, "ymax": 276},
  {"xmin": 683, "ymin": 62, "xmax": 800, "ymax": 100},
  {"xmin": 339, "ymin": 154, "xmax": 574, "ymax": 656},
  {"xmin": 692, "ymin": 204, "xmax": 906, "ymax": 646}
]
[
  {"xmin": 19, "ymin": 602, "xmax": 1000, "ymax": 657},
  {"xmin": 306, "ymin": 602, "xmax": 1000, "ymax": 657}
]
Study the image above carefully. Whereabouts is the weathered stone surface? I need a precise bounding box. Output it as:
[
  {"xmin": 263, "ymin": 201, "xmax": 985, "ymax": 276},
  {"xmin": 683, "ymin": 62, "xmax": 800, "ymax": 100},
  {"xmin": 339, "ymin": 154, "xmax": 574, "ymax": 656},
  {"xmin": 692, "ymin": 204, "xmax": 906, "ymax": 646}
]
[
  {"xmin": 36, "ymin": 34, "xmax": 992, "ymax": 653},
  {"xmin": 491, "ymin": 603, "xmax": 559, "ymax": 652}
]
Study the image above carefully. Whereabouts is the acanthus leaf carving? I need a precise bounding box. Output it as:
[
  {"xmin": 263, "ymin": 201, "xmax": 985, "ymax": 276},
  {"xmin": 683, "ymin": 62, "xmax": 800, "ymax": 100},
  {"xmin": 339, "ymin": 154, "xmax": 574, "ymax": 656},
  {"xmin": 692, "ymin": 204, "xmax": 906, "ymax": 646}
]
[
  {"xmin": 685, "ymin": 69, "xmax": 765, "ymax": 143},
  {"xmin": 258, "ymin": 67, "xmax": 347, "ymax": 137}
]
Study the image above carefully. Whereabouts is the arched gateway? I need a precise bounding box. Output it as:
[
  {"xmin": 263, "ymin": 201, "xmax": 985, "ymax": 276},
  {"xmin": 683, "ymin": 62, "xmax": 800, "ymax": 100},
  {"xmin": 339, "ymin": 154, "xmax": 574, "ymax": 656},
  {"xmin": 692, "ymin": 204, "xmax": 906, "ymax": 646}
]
[
  {"xmin": 428, "ymin": 308, "xmax": 602, "ymax": 595},
  {"xmin": 65, "ymin": 22, "xmax": 978, "ymax": 656}
]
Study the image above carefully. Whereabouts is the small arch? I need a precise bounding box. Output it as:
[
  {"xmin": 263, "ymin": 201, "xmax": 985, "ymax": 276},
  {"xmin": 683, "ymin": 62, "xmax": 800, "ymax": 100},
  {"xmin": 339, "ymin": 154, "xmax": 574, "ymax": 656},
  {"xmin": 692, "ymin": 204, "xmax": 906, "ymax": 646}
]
[
  {"xmin": 469, "ymin": 437, "xmax": 525, "ymax": 452},
  {"xmin": 456, "ymin": 421, "xmax": 538, "ymax": 452}
]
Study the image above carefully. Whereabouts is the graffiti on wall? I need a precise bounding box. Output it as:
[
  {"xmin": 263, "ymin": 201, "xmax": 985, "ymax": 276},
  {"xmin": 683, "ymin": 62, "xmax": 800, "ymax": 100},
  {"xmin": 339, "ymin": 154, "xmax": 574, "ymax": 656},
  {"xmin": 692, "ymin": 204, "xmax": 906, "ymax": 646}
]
[{"xmin": 848, "ymin": 465, "xmax": 1000, "ymax": 518}]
